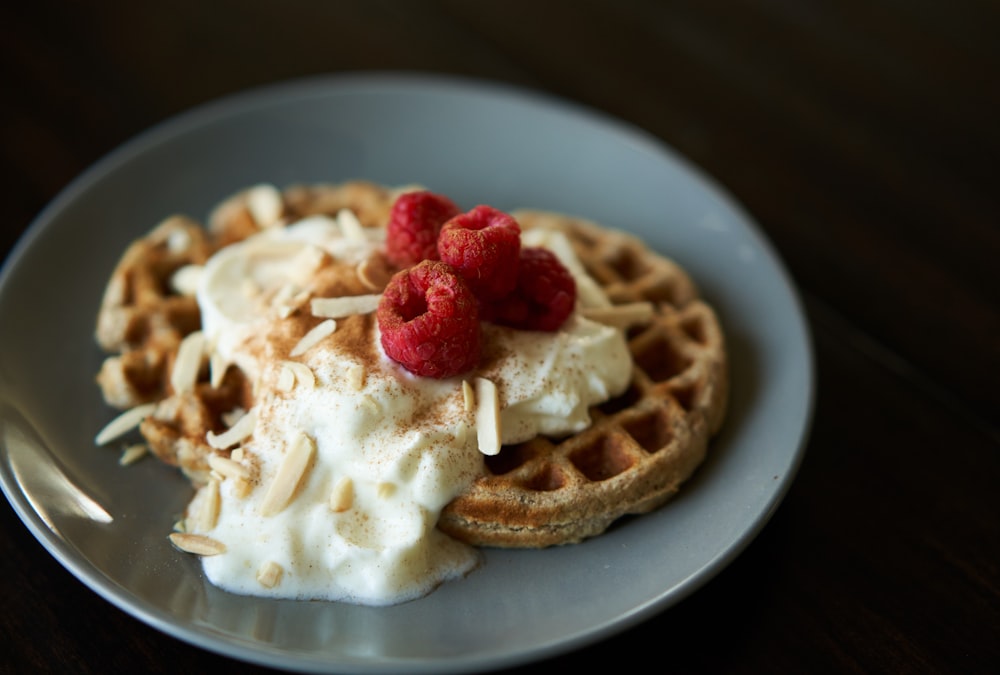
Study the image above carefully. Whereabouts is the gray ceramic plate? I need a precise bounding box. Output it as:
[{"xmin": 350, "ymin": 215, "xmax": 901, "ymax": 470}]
[{"xmin": 0, "ymin": 73, "xmax": 813, "ymax": 673}]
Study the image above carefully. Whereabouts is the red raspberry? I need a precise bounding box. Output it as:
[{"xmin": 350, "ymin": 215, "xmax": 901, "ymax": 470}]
[
  {"xmin": 377, "ymin": 260, "xmax": 481, "ymax": 378},
  {"xmin": 437, "ymin": 205, "xmax": 521, "ymax": 301},
  {"xmin": 385, "ymin": 191, "xmax": 460, "ymax": 267},
  {"xmin": 488, "ymin": 247, "xmax": 577, "ymax": 331}
]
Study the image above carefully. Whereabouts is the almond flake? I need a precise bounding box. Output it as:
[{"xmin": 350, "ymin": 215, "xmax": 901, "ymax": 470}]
[
  {"xmin": 281, "ymin": 360, "xmax": 316, "ymax": 389},
  {"xmin": 196, "ymin": 478, "xmax": 221, "ymax": 531},
  {"xmin": 289, "ymin": 245, "xmax": 327, "ymax": 281},
  {"xmin": 221, "ymin": 406, "xmax": 247, "ymax": 428},
  {"xmin": 328, "ymin": 476, "xmax": 354, "ymax": 512},
  {"xmin": 246, "ymin": 183, "xmax": 284, "ymax": 227},
  {"xmin": 119, "ymin": 444, "xmax": 148, "ymax": 466},
  {"xmin": 256, "ymin": 561, "xmax": 284, "ymax": 588},
  {"xmin": 260, "ymin": 432, "xmax": 316, "ymax": 516},
  {"xmin": 271, "ymin": 282, "xmax": 312, "ymax": 319},
  {"xmin": 345, "ymin": 363, "xmax": 365, "ymax": 391},
  {"xmin": 95, "ymin": 402, "xmax": 157, "ymax": 445},
  {"xmin": 462, "ymin": 380, "xmax": 475, "ymax": 413},
  {"xmin": 208, "ymin": 453, "xmax": 251, "ymax": 481},
  {"xmin": 276, "ymin": 363, "xmax": 296, "ymax": 391},
  {"xmin": 170, "ymin": 264, "xmax": 203, "ymax": 296},
  {"xmin": 169, "ymin": 532, "xmax": 226, "ymax": 556},
  {"xmin": 170, "ymin": 330, "xmax": 205, "ymax": 395},
  {"xmin": 377, "ymin": 481, "xmax": 396, "ymax": 499},
  {"xmin": 276, "ymin": 289, "xmax": 312, "ymax": 319},
  {"xmin": 206, "ymin": 409, "xmax": 257, "ymax": 449},
  {"xmin": 581, "ymin": 302, "xmax": 655, "ymax": 329},
  {"xmin": 355, "ymin": 258, "xmax": 381, "ymax": 291},
  {"xmin": 290, "ymin": 319, "xmax": 337, "ymax": 356},
  {"xmin": 310, "ymin": 294, "xmax": 381, "ymax": 319},
  {"xmin": 309, "ymin": 293, "xmax": 382, "ymax": 319},
  {"xmin": 336, "ymin": 208, "xmax": 367, "ymax": 241},
  {"xmin": 232, "ymin": 478, "xmax": 253, "ymax": 499},
  {"xmin": 475, "ymin": 377, "xmax": 501, "ymax": 456}
]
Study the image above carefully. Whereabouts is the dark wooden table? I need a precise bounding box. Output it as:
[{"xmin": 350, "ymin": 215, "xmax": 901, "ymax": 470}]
[{"xmin": 3, "ymin": 2, "xmax": 998, "ymax": 673}]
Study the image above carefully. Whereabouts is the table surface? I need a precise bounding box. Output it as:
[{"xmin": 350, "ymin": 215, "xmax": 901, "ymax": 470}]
[{"xmin": 2, "ymin": 2, "xmax": 998, "ymax": 673}]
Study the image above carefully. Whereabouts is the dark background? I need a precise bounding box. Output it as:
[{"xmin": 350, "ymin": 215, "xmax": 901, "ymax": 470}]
[{"xmin": 2, "ymin": 2, "xmax": 998, "ymax": 673}]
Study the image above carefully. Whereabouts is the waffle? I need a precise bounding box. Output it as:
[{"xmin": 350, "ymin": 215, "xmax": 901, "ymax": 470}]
[
  {"xmin": 95, "ymin": 182, "xmax": 727, "ymax": 547},
  {"xmin": 439, "ymin": 211, "xmax": 728, "ymax": 547},
  {"xmin": 94, "ymin": 181, "xmax": 397, "ymax": 479}
]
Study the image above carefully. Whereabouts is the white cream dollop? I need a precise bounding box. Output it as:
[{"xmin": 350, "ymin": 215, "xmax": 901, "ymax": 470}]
[{"xmin": 186, "ymin": 213, "xmax": 632, "ymax": 605}]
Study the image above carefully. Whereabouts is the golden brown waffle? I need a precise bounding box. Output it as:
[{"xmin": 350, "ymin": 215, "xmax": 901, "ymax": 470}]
[
  {"xmin": 95, "ymin": 215, "xmax": 214, "ymax": 409},
  {"xmin": 438, "ymin": 211, "xmax": 728, "ymax": 547},
  {"xmin": 94, "ymin": 181, "xmax": 396, "ymax": 479},
  {"xmin": 95, "ymin": 183, "xmax": 727, "ymax": 546}
]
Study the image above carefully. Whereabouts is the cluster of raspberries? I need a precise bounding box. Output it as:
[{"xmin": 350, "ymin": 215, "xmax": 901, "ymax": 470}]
[{"xmin": 376, "ymin": 190, "xmax": 577, "ymax": 379}]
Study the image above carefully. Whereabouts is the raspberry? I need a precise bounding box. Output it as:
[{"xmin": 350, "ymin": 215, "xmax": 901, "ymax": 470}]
[
  {"xmin": 385, "ymin": 191, "xmax": 461, "ymax": 267},
  {"xmin": 437, "ymin": 205, "xmax": 521, "ymax": 301},
  {"xmin": 488, "ymin": 247, "xmax": 577, "ymax": 332},
  {"xmin": 377, "ymin": 260, "xmax": 481, "ymax": 378}
]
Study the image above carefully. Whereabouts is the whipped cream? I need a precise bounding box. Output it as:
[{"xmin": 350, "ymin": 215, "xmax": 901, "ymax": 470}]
[{"xmin": 185, "ymin": 212, "xmax": 632, "ymax": 605}]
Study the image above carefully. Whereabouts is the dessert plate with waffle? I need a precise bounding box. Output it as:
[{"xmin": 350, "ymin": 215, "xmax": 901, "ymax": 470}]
[{"xmin": 0, "ymin": 74, "xmax": 813, "ymax": 673}]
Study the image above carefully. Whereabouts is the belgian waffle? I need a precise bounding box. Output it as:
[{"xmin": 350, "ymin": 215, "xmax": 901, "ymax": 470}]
[
  {"xmin": 94, "ymin": 181, "xmax": 398, "ymax": 480},
  {"xmin": 439, "ymin": 211, "xmax": 728, "ymax": 547},
  {"xmin": 94, "ymin": 182, "xmax": 727, "ymax": 547}
]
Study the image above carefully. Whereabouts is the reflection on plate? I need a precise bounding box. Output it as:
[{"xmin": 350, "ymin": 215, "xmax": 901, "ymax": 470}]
[{"xmin": 0, "ymin": 73, "xmax": 813, "ymax": 673}]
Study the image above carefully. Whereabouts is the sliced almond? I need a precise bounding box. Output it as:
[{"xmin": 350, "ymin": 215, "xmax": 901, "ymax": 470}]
[
  {"xmin": 256, "ymin": 561, "xmax": 284, "ymax": 588},
  {"xmin": 196, "ymin": 478, "xmax": 221, "ymax": 531},
  {"xmin": 345, "ymin": 362, "xmax": 366, "ymax": 391},
  {"xmin": 260, "ymin": 432, "xmax": 316, "ymax": 516},
  {"xmin": 328, "ymin": 476, "xmax": 354, "ymax": 512},
  {"xmin": 276, "ymin": 289, "xmax": 312, "ymax": 318},
  {"xmin": 232, "ymin": 477, "xmax": 253, "ymax": 499},
  {"xmin": 462, "ymin": 380, "xmax": 475, "ymax": 413},
  {"xmin": 118, "ymin": 444, "xmax": 148, "ymax": 466},
  {"xmin": 282, "ymin": 360, "xmax": 316, "ymax": 389},
  {"xmin": 270, "ymin": 282, "xmax": 300, "ymax": 313},
  {"xmin": 310, "ymin": 294, "xmax": 381, "ymax": 319},
  {"xmin": 288, "ymin": 245, "xmax": 327, "ymax": 284},
  {"xmin": 221, "ymin": 406, "xmax": 247, "ymax": 428},
  {"xmin": 95, "ymin": 402, "xmax": 157, "ymax": 446},
  {"xmin": 206, "ymin": 409, "xmax": 257, "ymax": 449},
  {"xmin": 276, "ymin": 363, "xmax": 296, "ymax": 391},
  {"xmin": 290, "ymin": 319, "xmax": 337, "ymax": 356},
  {"xmin": 168, "ymin": 532, "xmax": 226, "ymax": 556},
  {"xmin": 475, "ymin": 377, "xmax": 501, "ymax": 456},
  {"xmin": 208, "ymin": 453, "xmax": 251, "ymax": 481},
  {"xmin": 355, "ymin": 258, "xmax": 380, "ymax": 291},
  {"xmin": 581, "ymin": 302, "xmax": 655, "ymax": 329},
  {"xmin": 170, "ymin": 330, "xmax": 205, "ymax": 395},
  {"xmin": 336, "ymin": 208, "xmax": 367, "ymax": 241},
  {"xmin": 170, "ymin": 264, "xmax": 203, "ymax": 296},
  {"xmin": 377, "ymin": 481, "xmax": 396, "ymax": 499},
  {"xmin": 245, "ymin": 183, "xmax": 284, "ymax": 227}
]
